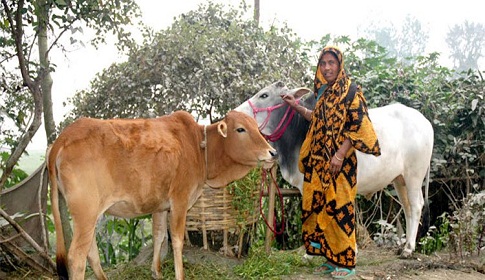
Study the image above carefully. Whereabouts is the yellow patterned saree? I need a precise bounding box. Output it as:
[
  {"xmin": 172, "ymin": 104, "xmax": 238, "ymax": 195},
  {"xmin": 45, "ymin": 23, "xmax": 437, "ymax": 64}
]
[{"xmin": 299, "ymin": 46, "xmax": 381, "ymax": 268}]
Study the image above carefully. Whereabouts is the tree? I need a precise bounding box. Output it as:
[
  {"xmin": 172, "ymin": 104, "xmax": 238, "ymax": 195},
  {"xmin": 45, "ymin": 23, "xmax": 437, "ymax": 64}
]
[
  {"xmin": 446, "ymin": 21, "xmax": 485, "ymax": 71},
  {"xmin": 0, "ymin": 0, "xmax": 139, "ymax": 186},
  {"xmin": 0, "ymin": 0, "xmax": 141, "ymax": 272},
  {"xmin": 398, "ymin": 15, "xmax": 429, "ymax": 59},
  {"xmin": 360, "ymin": 15, "xmax": 429, "ymax": 62},
  {"xmin": 65, "ymin": 2, "xmax": 313, "ymax": 123}
]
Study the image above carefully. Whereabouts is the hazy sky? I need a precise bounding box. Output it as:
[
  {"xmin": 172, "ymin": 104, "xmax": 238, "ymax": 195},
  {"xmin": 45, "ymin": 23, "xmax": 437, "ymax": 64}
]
[{"xmin": 29, "ymin": 0, "xmax": 483, "ymax": 150}]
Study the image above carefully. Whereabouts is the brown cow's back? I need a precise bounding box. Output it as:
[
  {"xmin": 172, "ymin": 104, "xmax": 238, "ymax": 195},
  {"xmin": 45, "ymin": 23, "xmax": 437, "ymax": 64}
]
[{"xmin": 50, "ymin": 111, "xmax": 204, "ymax": 217}]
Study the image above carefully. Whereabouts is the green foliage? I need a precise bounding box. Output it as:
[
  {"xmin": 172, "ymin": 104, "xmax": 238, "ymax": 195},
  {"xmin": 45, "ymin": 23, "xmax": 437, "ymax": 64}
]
[
  {"xmin": 372, "ymin": 219, "xmax": 400, "ymax": 248},
  {"xmin": 227, "ymin": 168, "xmax": 260, "ymax": 227},
  {"xmin": 96, "ymin": 215, "xmax": 152, "ymax": 265},
  {"xmin": 0, "ymin": 72, "xmax": 34, "ymax": 153},
  {"xmin": 0, "ymin": 151, "xmax": 28, "ymax": 188},
  {"xmin": 65, "ymin": 2, "xmax": 312, "ymax": 124},
  {"xmin": 233, "ymin": 246, "xmax": 309, "ymax": 279},
  {"xmin": 419, "ymin": 213, "xmax": 450, "ymax": 255},
  {"xmin": 420, "ymin": 191, "xmax": 485, "ymax": 257},
  {"xmin": 448, "ymin": 191, "xmax": 485, "ymax": 257},
  {"xmin": 44, "ymin": 0, "xmax": 141, "ymax": 50}
]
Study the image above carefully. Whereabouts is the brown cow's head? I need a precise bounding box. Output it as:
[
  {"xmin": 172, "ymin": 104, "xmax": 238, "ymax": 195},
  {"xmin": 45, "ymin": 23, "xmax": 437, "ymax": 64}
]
[{"xmin": 219, "ymin": 110, "xmax": 276, "ymax": 169}]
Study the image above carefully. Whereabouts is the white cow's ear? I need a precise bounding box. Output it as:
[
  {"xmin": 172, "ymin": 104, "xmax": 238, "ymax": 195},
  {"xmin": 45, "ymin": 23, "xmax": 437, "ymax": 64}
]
[
  {"xmin": 217, "ymin": 122, "xmax": 228, "ymax": 138},
  {"xmin": 292, "ymin": 88, "xmax": 312, "ymax": 99}
]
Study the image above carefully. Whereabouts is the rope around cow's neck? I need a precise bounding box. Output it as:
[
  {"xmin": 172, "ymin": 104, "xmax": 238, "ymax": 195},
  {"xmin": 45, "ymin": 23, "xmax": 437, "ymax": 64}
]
[{"xmin": 200, "ymin": 125, "xmax": 212, "ymax": 187}]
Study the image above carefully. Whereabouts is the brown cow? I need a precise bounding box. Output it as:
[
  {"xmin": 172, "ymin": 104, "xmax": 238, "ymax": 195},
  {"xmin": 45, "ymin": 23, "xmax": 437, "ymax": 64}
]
[{"xmin": 47, "ymin": 110, "xmax": 276, "ymax": 280}]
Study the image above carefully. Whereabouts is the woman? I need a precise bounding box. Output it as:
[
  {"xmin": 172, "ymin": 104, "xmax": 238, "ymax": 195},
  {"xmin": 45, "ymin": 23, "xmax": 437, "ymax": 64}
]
[{"xmin": 282, "ymin": 46, "xmax": 381, "ymax": 278}]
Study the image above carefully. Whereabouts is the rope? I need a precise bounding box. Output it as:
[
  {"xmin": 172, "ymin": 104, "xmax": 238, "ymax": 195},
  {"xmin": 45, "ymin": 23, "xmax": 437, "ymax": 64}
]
[
  {"xmin": 259, "ymin": 168, "xmax": 286, "ymax": 236},
  {"xmin": 248, "ymin": 99, "xmax": 300, "ymax": 142},
  {"xmin": 200, "ymin": 125, "xmax": 210, "ymax": 185}
]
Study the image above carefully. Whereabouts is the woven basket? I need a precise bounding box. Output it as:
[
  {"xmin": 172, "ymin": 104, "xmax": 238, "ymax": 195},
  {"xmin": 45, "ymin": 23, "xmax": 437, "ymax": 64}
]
[{"xmin": 185, "ymin": 183, "xmax": 260, "ymax": 254}]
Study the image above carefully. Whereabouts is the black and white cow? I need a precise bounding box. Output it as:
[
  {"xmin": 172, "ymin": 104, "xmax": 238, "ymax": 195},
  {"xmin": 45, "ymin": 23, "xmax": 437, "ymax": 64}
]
[{"xmin": 235, "ymin": 81, "xmax": 434, "ymax": 257}]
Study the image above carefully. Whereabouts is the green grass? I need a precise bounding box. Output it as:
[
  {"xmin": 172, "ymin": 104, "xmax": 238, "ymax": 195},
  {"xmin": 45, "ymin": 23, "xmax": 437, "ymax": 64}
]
[{"xmin": 98, "ymin": 246, "xmax": 323, "ymax": 280}]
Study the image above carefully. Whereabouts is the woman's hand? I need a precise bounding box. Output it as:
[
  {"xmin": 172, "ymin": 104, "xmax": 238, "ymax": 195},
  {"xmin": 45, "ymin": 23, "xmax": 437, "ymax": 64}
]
[
  {"xmin": 330, "ymin": 153, "xmax": 344, "ymax": 176},
  {"xmin": 280, "ymin": 94, "xmax": 297, "ymax": 108}
]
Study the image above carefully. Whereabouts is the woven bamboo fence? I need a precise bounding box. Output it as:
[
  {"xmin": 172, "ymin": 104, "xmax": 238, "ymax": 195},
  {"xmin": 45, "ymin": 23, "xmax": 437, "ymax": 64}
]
[{"xmin": 185, "ymin": 183, "xmax": 259, "ymax": 256}]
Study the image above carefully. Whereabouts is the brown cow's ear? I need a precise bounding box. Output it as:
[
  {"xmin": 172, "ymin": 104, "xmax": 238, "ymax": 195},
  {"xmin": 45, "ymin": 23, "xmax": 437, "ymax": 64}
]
[{"xmin": 217, "ymin": 122, "xmax": 228, "ymax": 138}]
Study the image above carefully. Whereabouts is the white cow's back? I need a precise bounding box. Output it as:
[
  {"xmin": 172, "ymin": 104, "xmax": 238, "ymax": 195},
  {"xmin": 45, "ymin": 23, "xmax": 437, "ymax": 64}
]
[{"xmin": 356, "ymin": 103, "xmax": 433, "ymax": 196}]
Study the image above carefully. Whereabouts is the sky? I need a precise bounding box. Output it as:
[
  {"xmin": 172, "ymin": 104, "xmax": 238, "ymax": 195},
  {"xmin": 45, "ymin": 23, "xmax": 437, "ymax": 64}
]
[{"xmin": 27, "ymin": 0, "xmax": 484, "ymax": 150}]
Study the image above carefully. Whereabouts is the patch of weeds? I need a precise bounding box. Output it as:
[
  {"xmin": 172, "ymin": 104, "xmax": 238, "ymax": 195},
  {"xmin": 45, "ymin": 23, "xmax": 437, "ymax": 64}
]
[
  {"xmin": 419, "ymin": 212, "xmax": 450, "ymax": 255},
  {"xmin": 233, "ymin": 246, "xmax": 312, "ymax": 279},
  {"xmin": 105, "ymin": 257, "xmax": 233, "ymax": 280},
  {"xmin": 104, "ymin": 263, "xmax": 153, "ymax": 279},
  {"xmin": 419, "ymin": 190, "xmax": 485, "ymax": 258},
  {"xmin": 373, "ymin": 219, "xmax": 402, "ymax": 248},
  {"xmin": 184, "ymin": 259, "xmax": 234, "ymax": 280}
]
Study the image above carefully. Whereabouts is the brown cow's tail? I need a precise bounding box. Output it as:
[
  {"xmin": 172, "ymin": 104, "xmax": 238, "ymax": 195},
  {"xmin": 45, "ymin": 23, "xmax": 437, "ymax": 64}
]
[{"xmin": 46, "ymin": 145, "xmax": 69, "ymax": 280}]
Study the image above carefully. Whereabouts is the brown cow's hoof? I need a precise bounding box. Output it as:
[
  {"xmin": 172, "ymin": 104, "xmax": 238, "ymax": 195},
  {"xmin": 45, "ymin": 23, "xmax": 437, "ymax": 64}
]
[{"xmin": 152, "ymin": 270, "xmax": 161, "ymax": 280}]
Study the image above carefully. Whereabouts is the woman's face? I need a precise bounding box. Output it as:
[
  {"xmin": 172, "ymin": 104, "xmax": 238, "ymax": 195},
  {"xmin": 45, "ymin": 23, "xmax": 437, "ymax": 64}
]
[{"xmin": 318, "ymin": 52, "xmax": 340, "ymax": 85}]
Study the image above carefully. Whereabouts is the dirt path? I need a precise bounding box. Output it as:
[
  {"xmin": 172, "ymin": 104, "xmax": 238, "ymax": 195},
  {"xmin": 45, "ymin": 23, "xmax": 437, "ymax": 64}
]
[{"xmin": 280, "ymin": 244, "xmax": 485, "ymax": 280}]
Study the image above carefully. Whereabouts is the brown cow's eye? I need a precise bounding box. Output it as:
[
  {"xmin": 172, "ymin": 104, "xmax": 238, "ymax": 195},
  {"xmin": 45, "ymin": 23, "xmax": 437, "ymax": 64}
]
[{"xmin": 236, "ymin": 128, "xmax": 246, "ymax": 133}]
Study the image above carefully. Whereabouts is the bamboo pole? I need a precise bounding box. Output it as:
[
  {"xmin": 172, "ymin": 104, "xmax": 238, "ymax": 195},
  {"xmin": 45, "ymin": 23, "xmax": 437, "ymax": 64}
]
[{"xmin": 264, "ymin": 166, "xmax": 277, "ymax": 254}]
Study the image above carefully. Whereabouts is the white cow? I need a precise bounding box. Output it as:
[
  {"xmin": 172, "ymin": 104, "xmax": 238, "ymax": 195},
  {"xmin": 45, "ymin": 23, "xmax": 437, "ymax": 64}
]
[{"xmin": 235, "ymin": 81, "xmax": 434, "ymax": 257}]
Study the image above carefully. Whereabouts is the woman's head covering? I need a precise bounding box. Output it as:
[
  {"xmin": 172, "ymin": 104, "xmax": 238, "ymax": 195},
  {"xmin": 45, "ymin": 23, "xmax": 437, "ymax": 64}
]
[{"xmin": 313, "ymin": 46, "xmax": 348, "ymax": 96}]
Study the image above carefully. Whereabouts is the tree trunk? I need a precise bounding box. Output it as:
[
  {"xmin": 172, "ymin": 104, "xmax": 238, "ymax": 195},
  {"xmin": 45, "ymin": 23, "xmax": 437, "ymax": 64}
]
[
  {"xmin": 37, "ymin": 0, "xmax": 73, "ymax": 247},
  {"xmin": 38, "ymin": 2, "xmax": 56, "ymax": 145},
  {"xmin": 254, "ymin": 0, "xmax": 260, "ymax": 25}
]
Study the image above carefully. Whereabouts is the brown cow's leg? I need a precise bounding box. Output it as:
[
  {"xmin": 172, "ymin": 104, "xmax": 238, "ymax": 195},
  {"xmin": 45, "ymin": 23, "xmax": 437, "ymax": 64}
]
[
  {"xmin": 87, "ymin": 231, "xmax": 107, "ymax": 280},
  {"xmin": 68, "ymin": 212, "xmax": 99, "ymax": 280},
  {"xmin": 169, "ymin": 207, "xmax": 188, "ymax": 280},
  {"xmin": 151, "ymin": 211, "xmax": 168, "ymax": 279}
]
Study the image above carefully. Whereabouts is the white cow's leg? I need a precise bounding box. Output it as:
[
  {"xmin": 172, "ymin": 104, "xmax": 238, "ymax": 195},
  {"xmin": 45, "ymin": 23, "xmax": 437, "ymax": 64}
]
[
  {"xmin": 151, "ymin": 211, "xmax": 168, "ymax": 279},
  {"xmin": 87, "ymin": 232, "xmax": 107, "ymax": 280},
  {"xmin": 392, "ymin": 177, "xmax": 413, "ymax": 255},
  {"xmin": 169, "ymin": 207, "xmax": 188, "ymax": 280},
  {"xmin": 401, "ymin": 178, "xmax": 425, "ymax": 257}
]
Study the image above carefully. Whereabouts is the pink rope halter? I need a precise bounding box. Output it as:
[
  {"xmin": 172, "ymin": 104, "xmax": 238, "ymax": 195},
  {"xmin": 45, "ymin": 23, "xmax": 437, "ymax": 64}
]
[{"xmin": 248, "ymin": 99, "xmax": 300, "ymax": 142}]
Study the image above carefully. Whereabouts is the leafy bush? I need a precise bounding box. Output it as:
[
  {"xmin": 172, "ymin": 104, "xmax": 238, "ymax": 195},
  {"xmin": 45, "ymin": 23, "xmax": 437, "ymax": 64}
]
[
  {"xmin": 419, "ymin": 213, "xmax": 451, "ymax": 255},
  {"xmin": 96, "ymin": 215, "xmax": 152, "ymax": 264},
  {"xmin": 420, "ymin": 191, "xmax": 485, "ymax": 257}
]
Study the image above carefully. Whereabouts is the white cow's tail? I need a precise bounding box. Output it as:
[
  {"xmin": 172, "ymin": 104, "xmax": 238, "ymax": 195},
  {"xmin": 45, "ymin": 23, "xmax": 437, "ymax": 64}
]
[{"xmin": 421, "ymin": 166, "xmax": 431, "ymax": 234}]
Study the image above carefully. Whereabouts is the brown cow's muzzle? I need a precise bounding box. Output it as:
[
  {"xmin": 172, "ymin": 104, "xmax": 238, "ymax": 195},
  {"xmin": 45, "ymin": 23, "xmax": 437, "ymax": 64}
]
[{"xmin": 260, "ymin": 149, "xmax": 278, "ymax": 169}]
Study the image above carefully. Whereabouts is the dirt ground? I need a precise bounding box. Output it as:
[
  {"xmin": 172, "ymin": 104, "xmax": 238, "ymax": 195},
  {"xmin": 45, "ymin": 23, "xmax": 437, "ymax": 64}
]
[
  {"xmin": 182, "ymin": 243, "xmax": 485, "ymax": 280},
  {"xmin": 280, "ymin": 244, "xmax": 485, "ymax": 280},
  {"xmin": 2, "ymin": 243, "xmax": 484, "ymax": 279}
]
